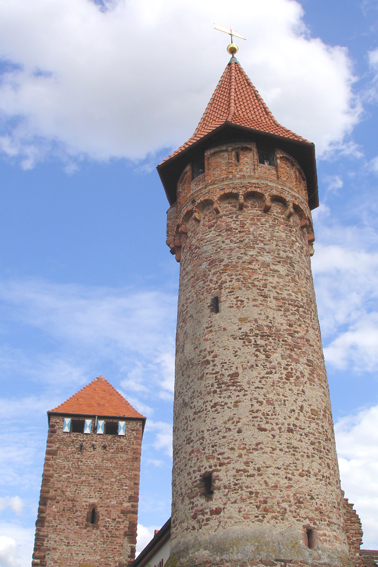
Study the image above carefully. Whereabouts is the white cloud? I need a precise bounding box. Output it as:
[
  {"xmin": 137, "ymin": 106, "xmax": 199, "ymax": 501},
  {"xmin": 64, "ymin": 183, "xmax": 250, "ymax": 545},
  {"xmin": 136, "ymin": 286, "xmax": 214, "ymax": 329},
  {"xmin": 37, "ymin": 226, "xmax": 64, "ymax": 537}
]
[
  {"xmin": 145, "ymin": 421, "xmax": 172, "ymax": 457},
  {"xmin": 369, "ymin": 47, "xmax": 378, "ymax": 69},
  {"xmin": 335, "ymin": 405, "xmax": 378, "ymax": 549},
  {"xmin": 136, "ymin": 524, "xmax": 155, "ymax": 556},
  {"xmin": 0, "ymin": 280, "xmax": 176, "ymax": 352},
  {"xmin": 0, "ymin": 279, "xmax": 177, "ymax": 392},
  {"xmin": 324, "ymin": 175, "xmax": 343, "ymax": 194},
  {"xmin": 0, "ymin": 0, "xmax": 360, "ymax": 167},
  {"xmin": 0, "ymin": 525, "xmax": 34, "ymax": 567},
  {"xmin": 369, "ymin": 155, "xmax": 378, "ymax": 174},
  {"xmin": 156, "ymin": 352, "xmax": 175, "ymax": 395},
  {"xmin": 0, "ymin": 498, "xmax": 24, "ymax": 516},
  {"xmin": 0, "ymin": 536, "xmax": 18, "ymax": 567},
  {"xmin": 324, "ymin": 313, "xmax": 378, "ymax": 370}
]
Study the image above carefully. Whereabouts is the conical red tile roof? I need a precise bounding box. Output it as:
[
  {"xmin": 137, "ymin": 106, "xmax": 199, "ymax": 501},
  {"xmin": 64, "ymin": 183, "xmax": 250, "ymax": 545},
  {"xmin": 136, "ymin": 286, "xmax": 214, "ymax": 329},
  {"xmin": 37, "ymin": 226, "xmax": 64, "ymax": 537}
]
[
  {"xmin": 49, "ymin": 376, "xmax": 145, "ymax": 419},
  {"xmin": 157, "ymin": 56, "xmax": 318, "ymax": 210},
  {"xmin": 163, "ymin": 56, "xmax": 308, "ymax": 163}
]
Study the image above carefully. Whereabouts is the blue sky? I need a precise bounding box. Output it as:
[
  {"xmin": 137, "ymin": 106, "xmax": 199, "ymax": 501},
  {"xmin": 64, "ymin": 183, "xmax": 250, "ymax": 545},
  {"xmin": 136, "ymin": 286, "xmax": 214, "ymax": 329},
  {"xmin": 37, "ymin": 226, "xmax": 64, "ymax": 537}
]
[{"xmin": 0, "ymin": 0, "xmax": 377, "ymax": 565}]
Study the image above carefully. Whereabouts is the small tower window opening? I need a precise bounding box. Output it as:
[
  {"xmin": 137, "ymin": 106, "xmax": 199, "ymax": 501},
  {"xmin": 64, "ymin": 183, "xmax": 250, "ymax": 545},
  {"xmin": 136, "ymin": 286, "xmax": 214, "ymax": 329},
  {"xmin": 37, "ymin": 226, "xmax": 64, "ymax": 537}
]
[
  {"xmin": 86, "ymin": 504, "xmax": 99, "ymax": 526},
  {"xmin": 192, "ymin": 153, "xmax": 205, "ymax": 179},
  {"xmin": 306, "ymin": 528, "xmax": 316, "ymax": 549},
  {"xmin": 201, "ymin": 472, "xmax": 214, "ymax": 500},
  {"xmin": 210, "ymin": 296, "xmax": 220, "ymax": 314},
  {"xmin": 105, "ymin": 421, "xmax": 118, "ymax": 435},
  {"xmin": 258, "ymin": 147, "xmax": 275, "ymax": 166},
  {"xmin": 235, "ymin": 151, "xmax": 240, "ymax": 163},
  {"xmin": 71, "ymin": 419, "xmax": 85, "ymax": 433}
]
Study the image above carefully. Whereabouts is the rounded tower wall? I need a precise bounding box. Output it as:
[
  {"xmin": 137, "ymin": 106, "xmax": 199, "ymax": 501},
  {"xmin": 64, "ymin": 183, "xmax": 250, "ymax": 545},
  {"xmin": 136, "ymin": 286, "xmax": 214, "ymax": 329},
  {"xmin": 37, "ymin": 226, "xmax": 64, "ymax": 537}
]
[{"xmin": 167, "ymin": 142, "xmax": 350, "ymax": 567}]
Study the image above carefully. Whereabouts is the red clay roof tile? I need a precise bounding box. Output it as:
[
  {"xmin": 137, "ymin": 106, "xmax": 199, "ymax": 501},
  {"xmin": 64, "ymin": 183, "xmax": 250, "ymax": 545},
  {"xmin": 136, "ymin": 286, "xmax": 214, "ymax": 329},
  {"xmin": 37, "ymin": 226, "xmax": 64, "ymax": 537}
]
[
  {"xmin": 163, "ymin": 57, "xmax": 308, "ymax": 163},
  {"xmin": 49, "ymin": 376, "xmax": 145, "ymax": 419}
]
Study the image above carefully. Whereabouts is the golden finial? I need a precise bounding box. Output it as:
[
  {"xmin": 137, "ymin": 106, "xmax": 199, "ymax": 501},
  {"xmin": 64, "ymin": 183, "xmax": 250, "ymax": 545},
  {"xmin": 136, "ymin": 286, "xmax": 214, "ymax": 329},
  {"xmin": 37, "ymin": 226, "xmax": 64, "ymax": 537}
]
[
  {"xmin": 227, "ymin": 43, "xmax": 239, "ymax": 55},
  {"xmin": 214, "ymin": 24, "xmax": 246, "ymax": 55}
]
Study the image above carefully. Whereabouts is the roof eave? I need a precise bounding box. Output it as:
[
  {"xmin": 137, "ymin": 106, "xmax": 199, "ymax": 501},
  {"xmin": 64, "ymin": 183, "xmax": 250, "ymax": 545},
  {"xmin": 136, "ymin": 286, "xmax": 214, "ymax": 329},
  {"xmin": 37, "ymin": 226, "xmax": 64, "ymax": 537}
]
[
  {"xmin": 48, "ymin": 411, "xmax": 146, "ymax": 421},
  {"xmin": 157, "ymin": 122, "xmax": 319, "ymax": 210}
]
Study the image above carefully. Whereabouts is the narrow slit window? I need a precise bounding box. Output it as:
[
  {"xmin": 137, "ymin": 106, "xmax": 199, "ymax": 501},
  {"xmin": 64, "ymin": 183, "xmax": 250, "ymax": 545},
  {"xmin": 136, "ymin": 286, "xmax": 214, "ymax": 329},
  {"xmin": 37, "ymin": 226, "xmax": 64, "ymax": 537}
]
[
  {"xmin": 90, "ymin": 507, "xmax": 96, "ymax": 525},
  {"xmin": 210, "ymin": 296, "xmax": 219, "ymax": 314},
  {"xmin": 201, "ymin": 472, "xmax": 214, "ymax": 500},
  {"xmin": 235, "ymin": 151, "xmax": 240, "ymax": 163},
  {"xmin": 306, "ymin": 529, "xmax": 316, "ymax": 549},
  {"xmin": 105, "ymin": 421, "xmax": 118, "ymax": 435},
  {"xmin": 192, "ymin": 153, "xmax": 205, "ymax": 179}
]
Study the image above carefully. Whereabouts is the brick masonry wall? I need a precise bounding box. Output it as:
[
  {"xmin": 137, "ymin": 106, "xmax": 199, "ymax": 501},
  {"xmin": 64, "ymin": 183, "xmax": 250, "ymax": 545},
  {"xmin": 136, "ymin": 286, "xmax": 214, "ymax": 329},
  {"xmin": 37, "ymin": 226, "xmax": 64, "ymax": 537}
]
[
  {"xmin": 166, "ymin": 143, "xmax": 352, "ymax": 567},
  {"xmin": 32, "ymin": 415, "xmax": 143, "ymax": 567}
]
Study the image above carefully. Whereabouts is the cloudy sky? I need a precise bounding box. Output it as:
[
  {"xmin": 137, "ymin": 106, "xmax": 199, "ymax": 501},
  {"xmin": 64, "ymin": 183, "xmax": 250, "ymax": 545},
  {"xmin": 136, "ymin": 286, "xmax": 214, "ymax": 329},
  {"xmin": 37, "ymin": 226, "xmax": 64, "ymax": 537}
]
[{"xmin": 0, "ymin": 0, "xmax": 377, "ymax": 564}]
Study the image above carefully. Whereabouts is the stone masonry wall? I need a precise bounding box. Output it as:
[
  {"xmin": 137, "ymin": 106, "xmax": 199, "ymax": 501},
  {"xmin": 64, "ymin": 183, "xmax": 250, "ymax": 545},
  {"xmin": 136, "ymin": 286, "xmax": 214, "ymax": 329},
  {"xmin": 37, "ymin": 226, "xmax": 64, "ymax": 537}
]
[
  {"xmin": 32, "ymin": 415, "xmax": 143, "ymax": 567},
  {"xmin": 167, "ymin": 143, "xmax": 351, "ymax": 567},
  {"xmin": 342, "ymin": 493, "xmax": 363, "ymax": 566}
]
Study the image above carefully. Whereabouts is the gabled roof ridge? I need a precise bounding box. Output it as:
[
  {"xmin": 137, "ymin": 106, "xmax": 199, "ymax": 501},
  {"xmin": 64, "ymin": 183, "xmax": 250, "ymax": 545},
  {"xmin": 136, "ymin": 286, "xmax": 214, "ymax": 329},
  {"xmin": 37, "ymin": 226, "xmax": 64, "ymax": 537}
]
[
  {"xmin": 226, "ymin": 57, "xmax": 236, "ymax": 122},
  {"xmin": 49, "ymin": 375, "xmax": 145, "ymax": 419},
  {"xmin": 49, "ymin": 375, "xmax": 102, "ymax": 413}
]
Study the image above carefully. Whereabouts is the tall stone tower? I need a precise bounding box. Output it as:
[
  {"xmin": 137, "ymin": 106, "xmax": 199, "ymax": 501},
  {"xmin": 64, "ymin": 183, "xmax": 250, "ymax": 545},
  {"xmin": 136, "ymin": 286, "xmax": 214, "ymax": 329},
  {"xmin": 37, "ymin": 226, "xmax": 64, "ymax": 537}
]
[
  {"xmin": 157, "ymin": 55, "xmax": 352, "ymax": 566},
  {"xmin": 32, "ymin": 376, "xmax": 145, "ymax": 567}
]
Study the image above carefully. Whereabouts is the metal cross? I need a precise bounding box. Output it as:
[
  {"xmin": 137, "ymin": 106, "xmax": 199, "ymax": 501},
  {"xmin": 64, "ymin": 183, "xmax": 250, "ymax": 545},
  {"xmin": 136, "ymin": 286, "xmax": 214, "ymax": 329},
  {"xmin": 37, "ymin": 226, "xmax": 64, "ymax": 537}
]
[{"xmin": 214, "ymin": 24, "xmax": 246, "ymax": 43}]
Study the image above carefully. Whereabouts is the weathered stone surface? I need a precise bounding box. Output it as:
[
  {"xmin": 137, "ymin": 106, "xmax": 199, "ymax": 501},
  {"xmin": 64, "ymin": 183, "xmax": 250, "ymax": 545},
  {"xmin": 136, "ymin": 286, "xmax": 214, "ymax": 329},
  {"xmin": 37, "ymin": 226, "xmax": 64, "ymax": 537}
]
[
  {"xmin": 168, "ymin": 143, "xmax": 352, "ymax": 566},
  {"xmin": 31, "ymin": 415, "xmax": 143, "ymax": 567}
]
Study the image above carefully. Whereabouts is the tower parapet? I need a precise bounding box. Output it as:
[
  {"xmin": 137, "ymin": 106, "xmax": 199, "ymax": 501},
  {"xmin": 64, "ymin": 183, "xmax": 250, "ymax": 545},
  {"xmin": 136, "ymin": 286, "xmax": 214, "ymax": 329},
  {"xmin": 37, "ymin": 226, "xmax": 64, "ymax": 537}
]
[
  {"xmin": 158, "ymin": 56, "xmax": 353, "ymax": 567},
  {"xmin": 166, "ymin": 142, "xmax": 315, "ymax": 263}
]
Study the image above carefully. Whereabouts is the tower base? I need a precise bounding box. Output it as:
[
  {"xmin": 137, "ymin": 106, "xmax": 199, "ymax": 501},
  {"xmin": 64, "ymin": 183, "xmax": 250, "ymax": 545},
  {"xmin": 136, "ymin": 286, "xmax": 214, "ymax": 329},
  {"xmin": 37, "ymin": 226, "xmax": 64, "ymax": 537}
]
[{"xmin": 165, "ymin": 525, "xmax": 354, "ymax": 567}]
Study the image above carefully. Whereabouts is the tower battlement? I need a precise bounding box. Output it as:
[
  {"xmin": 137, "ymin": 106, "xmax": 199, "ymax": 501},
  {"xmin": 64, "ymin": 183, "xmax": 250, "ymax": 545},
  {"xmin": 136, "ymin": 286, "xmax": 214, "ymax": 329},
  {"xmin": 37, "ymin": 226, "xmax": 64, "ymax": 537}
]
[{"xmin": 166, "ymin": 142, "xmax": 314, "ymax": 263}]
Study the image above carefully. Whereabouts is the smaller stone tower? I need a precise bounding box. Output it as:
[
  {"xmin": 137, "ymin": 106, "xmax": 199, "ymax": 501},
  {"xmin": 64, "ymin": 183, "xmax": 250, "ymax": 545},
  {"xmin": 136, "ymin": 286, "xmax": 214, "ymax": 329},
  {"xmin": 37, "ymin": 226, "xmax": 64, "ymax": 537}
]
[{"xmin": 32, "ymin": 376, "xmax": 145, "ymax": 567}]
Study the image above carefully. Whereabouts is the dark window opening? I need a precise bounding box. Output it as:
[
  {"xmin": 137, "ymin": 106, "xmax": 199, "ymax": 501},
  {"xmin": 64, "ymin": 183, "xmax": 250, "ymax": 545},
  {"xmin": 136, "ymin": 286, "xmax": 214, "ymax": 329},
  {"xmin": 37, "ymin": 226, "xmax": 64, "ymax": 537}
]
[
  {"xmin": 258, "ymin": 148, "xmax": 275, "ymax": 166},
  {"xmin": 71, "ymin": 419, "xmax": 85, "ymax": 433},
  {"xmin": 192, "ymin": 154, "xmax": 205, "ymax": 180},
  {"xmin": 105, "ymin": 421, "xmax": 118, "ymax": 435},
  {"xmin": 306, "ymin": 529, "xmax": 316, "ymax": 549},
  {"xmin": 235, "ymin": 151, "xmax": 240, "ymax": 163},
  {"xmin": 201, "ymin": 472, "xmax": 214, "ymax": 499},
  {"xmin": 210, "ymin": 296, "xmax": 219, "ymax": 314},
  {"xmin": 79, "ymin": 443, "xmax": 83, "ymax": 452},
  {"xmin": 90, "ymin": 507, "xmax": 96, "ymax": 525}
]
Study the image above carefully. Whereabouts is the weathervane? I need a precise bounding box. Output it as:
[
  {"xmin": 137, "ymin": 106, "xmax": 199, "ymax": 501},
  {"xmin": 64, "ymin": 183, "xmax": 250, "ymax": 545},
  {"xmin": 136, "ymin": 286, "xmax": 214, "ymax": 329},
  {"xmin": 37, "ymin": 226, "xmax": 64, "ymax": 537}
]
[{"xmin": 214, "ymin": 24, "xmax": 246, "ymax": 55}]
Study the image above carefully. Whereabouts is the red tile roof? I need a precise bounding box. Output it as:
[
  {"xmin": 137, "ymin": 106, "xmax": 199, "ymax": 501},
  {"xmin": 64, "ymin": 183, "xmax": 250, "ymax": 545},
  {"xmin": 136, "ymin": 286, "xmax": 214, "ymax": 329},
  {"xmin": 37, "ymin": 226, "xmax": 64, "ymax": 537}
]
[
  {"xmin": 163, "ymin": 56, "xmax": 308, "ymax": 163},
  {"xmin": 49, "ymin": 376, "xmax": 145, "ymax": 419}
]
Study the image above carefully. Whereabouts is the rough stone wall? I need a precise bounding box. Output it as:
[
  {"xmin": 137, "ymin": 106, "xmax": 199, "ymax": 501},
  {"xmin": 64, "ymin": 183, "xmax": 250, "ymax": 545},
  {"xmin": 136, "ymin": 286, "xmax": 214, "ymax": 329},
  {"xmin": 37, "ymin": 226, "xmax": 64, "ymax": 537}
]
[
  {"xmin": 32, "ymin": 414, "xmax": 143, "ymax": 567},
  {"xmin": 342, "ymin": 493, "xmax": 363, "ymax": 566},
  {"xmin": 167, "ymin": 143, "xmax": 351, "ymax": 567}
]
